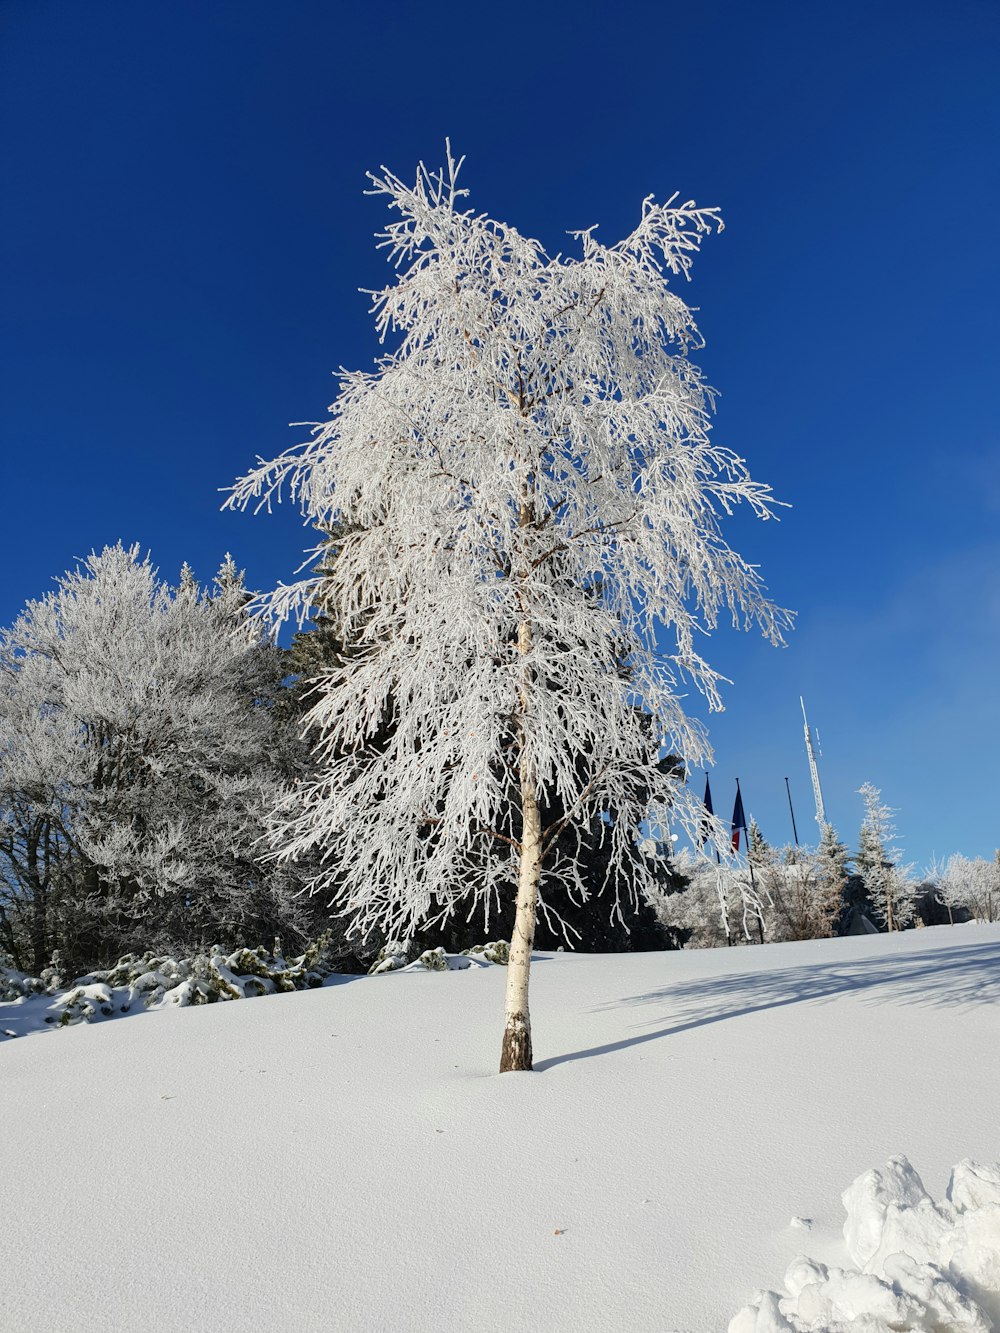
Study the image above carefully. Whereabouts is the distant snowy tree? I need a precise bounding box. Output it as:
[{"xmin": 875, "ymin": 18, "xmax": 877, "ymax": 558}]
[
  {"xmin": 746, "ymin": 817, "xmax": 771, "ymax": 868},
  {"xmin": 0, "ymin": 545, "xmax": 305, "ymax": 972},
  {"xmin": 856, "ymin": 783, "xmax": 915, "ymax": 932},
  {"xmin": 759, "ymin": 844, "xmax": 842, "ymax": 942},
  {"xmin": 228, "ymin": 148, "xmax": 791, "ymax": 1071},
  {"xmin": 813, "ymin": 821, "xmax": 851, "ymax": 927},
  {"xmin": 929, "ymin": 855, "xmax": 966, "ymax": 926},
  {"xmin": 815, "ymin": 821, "xmax": 850, "ymax": 889},
  {"xmin": 932, "ymin": 853, "xmax": 1000, "ymax": 925},
  {"xmin": 665, "ymin": 835, "xmax": 841, "ymax": 948},
  {"xmin": 662, "ymin": 850, "xmax": 770, "ymax": 948}
]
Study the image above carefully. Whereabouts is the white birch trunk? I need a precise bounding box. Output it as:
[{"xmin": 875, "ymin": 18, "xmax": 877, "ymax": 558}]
[
  {"xmin": 500, "ymin": 763, "xmax": 541, "ymax": 1072},
  {"xmin": 500, "ymin": 602, "xmax": 541, "ymax": 1073}
]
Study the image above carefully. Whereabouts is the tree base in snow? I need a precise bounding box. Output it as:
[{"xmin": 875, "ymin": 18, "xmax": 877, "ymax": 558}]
[{"xmin": 499, "ymin": 1014, "xmax": 532, "ymax": 1072}]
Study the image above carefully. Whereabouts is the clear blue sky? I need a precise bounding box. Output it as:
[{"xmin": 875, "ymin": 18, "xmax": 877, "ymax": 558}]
[{"xmin": 2, "ymin": 0, "xmax": 998, "ymax": 869}]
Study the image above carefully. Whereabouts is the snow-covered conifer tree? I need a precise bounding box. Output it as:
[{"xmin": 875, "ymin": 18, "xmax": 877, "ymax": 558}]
[
  {"xmin": 228, "ymin": 148, "xmax": 791, "ymax": 1071},
  {"xmin": 746, "ymin": 818, "xmax": 772, "ymax": 869},
  {"xmin": 856, "ymin": 783, "xmax": 915, "ymax": 932},
  {"xmin": 813, "ymin": 821, "xmax": 851, "ymax": 925}
]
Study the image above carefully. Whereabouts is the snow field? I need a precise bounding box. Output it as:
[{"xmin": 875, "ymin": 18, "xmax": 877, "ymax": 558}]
[{"xmin": 2, "ymin": 923, "xmax": 998, "ymax": 1332}]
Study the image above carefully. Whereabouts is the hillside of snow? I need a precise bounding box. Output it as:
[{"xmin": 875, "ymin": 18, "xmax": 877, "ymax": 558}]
[{"xmin": 2, "ymin": 923, "xmax": 999, "ymax": 1332}]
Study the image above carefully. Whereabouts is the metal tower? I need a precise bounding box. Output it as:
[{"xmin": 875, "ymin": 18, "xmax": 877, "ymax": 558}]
[{"xmin": 800, "ymin": 696, "xmax": 826, "ymax": 827}]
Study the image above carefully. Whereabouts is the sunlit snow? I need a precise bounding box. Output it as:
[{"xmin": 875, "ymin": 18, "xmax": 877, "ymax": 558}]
[{"xmin": 2, "ymin": 923, "xmax": 998, "ymax": 1331}]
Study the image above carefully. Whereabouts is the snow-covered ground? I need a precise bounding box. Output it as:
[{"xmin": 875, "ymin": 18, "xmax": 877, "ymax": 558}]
[{"xmin": 2, "ymin": 923, "xmax": 998, "ymax": 1332}]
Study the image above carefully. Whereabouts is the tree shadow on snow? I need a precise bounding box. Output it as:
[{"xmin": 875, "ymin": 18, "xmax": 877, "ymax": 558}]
[{"xmin": 535, "ymin": 937, "xmax": 1000, "ymax": 1070}]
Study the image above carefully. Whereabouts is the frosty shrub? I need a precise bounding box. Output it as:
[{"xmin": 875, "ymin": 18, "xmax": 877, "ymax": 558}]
[
  {"xmin": 368, "ymin": 940, "xmax": 415, "ymax": 974},
  {"xmin": 229, "ymin": 148, "xmax": 791, "ymax": 1070},
  {"xmin": 1, "ymin": 932, "xmax": 348, "ymax": 1034},
  {"xmin": 367, "ymin": 941, "xmax": 508, "ymax": 974},
  {"xmin": 462, "ymin": 940, "xmax": 510, "ymax": 965}
]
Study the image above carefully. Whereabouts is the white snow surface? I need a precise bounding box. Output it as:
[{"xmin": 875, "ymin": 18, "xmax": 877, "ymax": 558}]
[{"xmin": 2, "ymin": 922, "xmax": 998, "ymax": 1332}]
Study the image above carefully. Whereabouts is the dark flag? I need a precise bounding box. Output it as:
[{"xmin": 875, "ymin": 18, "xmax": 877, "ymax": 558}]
[
  {"xmin": 731, "ymin": 779, "xmax": 747, "ymax": 853},
  {"xmin": 699, "ymin": 773, "xmax": 715, "ymax": 847}
]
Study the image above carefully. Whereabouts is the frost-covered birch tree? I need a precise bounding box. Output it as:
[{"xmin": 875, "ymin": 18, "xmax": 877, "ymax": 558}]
[{"xmin": 228, "ymin": 148, "xmax": 792, "ymax": 1072}]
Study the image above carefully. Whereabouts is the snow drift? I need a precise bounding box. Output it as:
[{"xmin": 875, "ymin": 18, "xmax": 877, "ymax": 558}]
[{"xmin": 731, "ymin": 1156, "xmax": 1000, "ymax": 1331}]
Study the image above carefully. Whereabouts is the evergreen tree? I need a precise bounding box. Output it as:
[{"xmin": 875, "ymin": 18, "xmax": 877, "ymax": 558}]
[
  {"xmin": 747, "ymin": 818, "xmax": 773, "ymax": 869},
  {"xmin": 856, "ymin": 783, "xmax": 915, "ymax": 932},
  {"xmin": 814, "ymin": 821, "xmax": 851, "ymax": 930}
]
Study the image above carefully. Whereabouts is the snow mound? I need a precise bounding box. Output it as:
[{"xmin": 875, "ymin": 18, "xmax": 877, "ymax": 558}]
[{"xmin": 730, "ymin": 1156, "xmax": 1000, "ymax": 1332}]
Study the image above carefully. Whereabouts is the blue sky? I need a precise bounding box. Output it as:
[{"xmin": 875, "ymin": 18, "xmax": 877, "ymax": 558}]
[{"xmin": 2, "ymin": 0, "xmax": 998, "ymax": 869}]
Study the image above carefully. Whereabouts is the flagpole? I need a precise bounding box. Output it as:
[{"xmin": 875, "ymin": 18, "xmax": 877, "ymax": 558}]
[
  {"xmin": 734, "ymin": 777, "xmax": 764, "ymax": 944},
  {"xmin": 784, "ymin": 776, "xmax": 800, "ymax": 847},
  {"xmin": 702, "ymin": 771, "xmax": 721, "ymax": 864}
]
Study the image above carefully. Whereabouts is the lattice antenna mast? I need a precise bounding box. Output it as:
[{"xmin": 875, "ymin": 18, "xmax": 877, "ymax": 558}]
[{"xmin": 800, "ymin": 696, "xmax": 826, "ymax": 826}]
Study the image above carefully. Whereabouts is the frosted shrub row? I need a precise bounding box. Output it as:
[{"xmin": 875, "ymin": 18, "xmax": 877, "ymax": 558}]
[
  {"xmin": 0, "ymin": 935, "xmax": 343, "ymax": 1028},
  {"xmin": 1, "ymin": 935, "xmax": 511, "ymax": 1036}
]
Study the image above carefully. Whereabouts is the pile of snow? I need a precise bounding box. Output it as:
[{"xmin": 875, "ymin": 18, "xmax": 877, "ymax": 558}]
[{"xmin": 731, "ymin": 1156, "xmax": 1000, "ymax": 1331}]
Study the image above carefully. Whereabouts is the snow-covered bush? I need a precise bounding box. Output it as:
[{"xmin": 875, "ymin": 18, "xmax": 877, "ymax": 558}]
[
  {"xmin": 368, "ymin": 944, "xmax": 450, "ymax": 974},
  {"xmin": 462, "ymin": 940, "xmax": 510, "ymax": 965},
  {"xmin": 730, "ymin": 1154, "xmax": 1000, "ymax": 1331},
  {"xmin": 1, "ymin": 933, "xmax": 348, "ymax": 1034},
  {"xmin": 368, "ymin": 940, "xmax": 414, "ymax": 974},
  {"xmin": 369, "ymin": 940, "xmax": 509, "ymax": 974},
  {"xmin": 1, "ymin": 966, "xmax": 43, "ymax": 1001}
]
